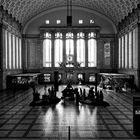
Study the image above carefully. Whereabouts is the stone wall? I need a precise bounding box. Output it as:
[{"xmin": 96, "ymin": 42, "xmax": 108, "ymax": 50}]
[
  {"xmin": 0, "ymin": 7, "xmax": 22, "ymax": 90},
  {"xmin": 117, "ymin": 5, "xmax": 140, "ymax": 90}
]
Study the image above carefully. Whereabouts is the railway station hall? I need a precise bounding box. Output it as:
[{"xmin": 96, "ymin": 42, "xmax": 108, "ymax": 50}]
[{"xmin": 0, "ymin": 0, "xmax": 140, "ymax": 139}]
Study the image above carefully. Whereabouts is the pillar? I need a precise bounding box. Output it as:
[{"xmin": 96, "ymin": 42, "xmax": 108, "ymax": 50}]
[
  {"xmin": 137, "ymin": 23, "xmax": 140, "ymax": 90},
  {"xmin": 118, "ymin": 37, "xmax": 122, "ymax": 69}
]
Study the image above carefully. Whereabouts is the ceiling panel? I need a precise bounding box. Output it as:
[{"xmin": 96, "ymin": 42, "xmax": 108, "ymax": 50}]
[{"xmin": 0, "ymin": 0, "xmax": 139, "ymax": 25}]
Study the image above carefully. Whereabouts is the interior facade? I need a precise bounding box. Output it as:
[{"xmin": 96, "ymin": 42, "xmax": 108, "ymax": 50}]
[
  {"xmin": 0, "ymin": 0, "xmax": 140, "ymax": 90},
  {"xmin": 0, "ymin": 0, "xmax": 140, "ymax": 139}
]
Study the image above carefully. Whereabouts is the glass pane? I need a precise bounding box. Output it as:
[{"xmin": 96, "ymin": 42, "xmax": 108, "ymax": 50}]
[
  {"xmin": 9, "ymin": 32, "xmax": 12, "ymax": 69},
  {"xmin": 43, "ymin": 38, "xmax": 52, "ymax": 67},
  {"xmin": 77, "ymin": 39, "xmax": 85, "ymax": 67},
  {"xmin": 19, "ymin": 38, "xmax": 22, "ymax": 69},
  {"xmin": 5, "ymin": 30, "xmax": 8, "ymax": 69},
  {"xmin": 12, "ymin": 35, "xmax": 15, "ymax": 69},
  {"xmin": 122, "ymin": 36, "xmax": 124, "ymax": 68},
  {"xmin": 129, "ymin": 31, "xmax": 132, "ymax": 68},
  {"xmin": 66, "ymin": 37, "xmax": 74, "ymax": 67},
  {"xmin": 16, "ymin": 37, "xmax": 19, "ymax": 69},
  {"xmin": 54, "ymin": 39, "xmax": 63, "ymax": 67},
  {"xmin": 88, "ymin": 38, "xmax": 97, "ymax": 67}
]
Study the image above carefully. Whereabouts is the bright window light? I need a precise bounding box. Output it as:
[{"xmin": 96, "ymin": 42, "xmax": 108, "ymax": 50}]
[
  {"xmin": 77, "ymin": 32, "xmax": 85, "ymax": 67},
  {"xmin": 57, "ymin": 20, "xmax": 61, "ymax": 24},
  {"xmin": 45, "ymin": 20, "xmax": 50, "ymax": 24},
  {"xmin": 43, "ymin": 32, "xmax": 52, "ymax": 67},
  {"xmin": 79, "ymin": 20, "xmax": 83, "ymax": 24},
  {"xmin": 90, "ymin": 19, "xmax": 94, "ymax": 24},
  {"xmin": 54, "ymin": 32, "xmax": 63, "ymax": 67}
]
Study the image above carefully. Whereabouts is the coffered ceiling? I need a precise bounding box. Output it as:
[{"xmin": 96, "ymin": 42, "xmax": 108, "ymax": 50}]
[{"xmin": 0, "ymin": 0, "xmax": 139, "ymax": 26}]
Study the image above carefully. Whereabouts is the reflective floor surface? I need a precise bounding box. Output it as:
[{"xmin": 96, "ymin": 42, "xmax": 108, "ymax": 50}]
[{"xmin": 0, "ymin": 85, "xmax": 140, "ymax": 140}]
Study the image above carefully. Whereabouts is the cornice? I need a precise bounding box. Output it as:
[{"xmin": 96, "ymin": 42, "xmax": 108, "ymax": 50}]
[
  {"xmin": 0, "ymin": 6, "xmax": 22, "ymax": 34},
  {"xmin": 118, "ymin": 4, "xmax": 140, "ymax": 36}
]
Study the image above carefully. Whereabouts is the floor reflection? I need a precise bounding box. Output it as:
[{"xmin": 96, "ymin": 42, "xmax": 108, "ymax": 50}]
[
  {"xmin": 0, "ymin": 85, "xmax": 137, "ymax": 139},
  {"xmin": 41, "ymin": 98, "xmax": 98, "ymax": 136}
]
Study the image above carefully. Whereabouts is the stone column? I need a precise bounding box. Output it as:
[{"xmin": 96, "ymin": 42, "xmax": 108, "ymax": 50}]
[
  {"xmin": 0, "ymin": 24, "xmax": 3, "ymax": 72},
  {"xmin": 137, "ymin": 23, "xmax": 140, "ymax": 90},
  {"xmin": 0, "ymin": 23, "xmax": 3, "ymax": 90},
  {"xmin": 128, "ymin": 31, "xmax": 133, "ymax": 69},
  {"xmin": 118, "ymin": 37, "xmax": 122, "ymax": 69},
  {"xmin": 2, "ymin": 28, "xmax": 6, "ymax": 70},
  {"xmin": 138, "ymin": 23, "xmax": 140, "ymax": 70},
  {"xmin": 39, "ymin": 38, "xmax": 43, "ymax": 69}
]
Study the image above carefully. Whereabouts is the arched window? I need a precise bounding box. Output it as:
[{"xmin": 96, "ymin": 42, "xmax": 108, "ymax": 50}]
[
  {"xmin": 66, "ymin": 32, "xmax": 74, "ymax": 67},
  {"xmin": 88, "ymin": 32, "xmax": 97, "ymax": 67},
  {"xmin": 43, "ymin": 32, "xmax": 52, "ymax": 67},
  {"xmin": 77, "ymin": 32, "xmax": 85, "ymax": 67},
  {"xmin": 54, "ymin": 32, "xmax": 63, "ymax": 67}
]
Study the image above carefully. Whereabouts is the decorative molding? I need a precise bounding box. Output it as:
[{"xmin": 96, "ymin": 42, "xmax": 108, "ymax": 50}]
[
  {"xmin": 1, "ymin": 0, "xmax": 139, "ymax": 25},
  {"xmin": 0, "ymin": 5, "xmax": 22, "ymax": 36},
  {"xmin": 118, "ymin": 4, "xmax": 140, "ymax": 36},
  {"xmin": 39, "ymin": 26, "xmax": 100, "ymax": 38},
  {"xmin": 100, "ymin": 34, "xmax": 116, "ymax": 38}
]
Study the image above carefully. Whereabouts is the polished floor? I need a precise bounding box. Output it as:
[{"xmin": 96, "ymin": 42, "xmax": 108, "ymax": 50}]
[{"xmin": 0, "ymin": 85, "xmax": 140, "ymax": 140}]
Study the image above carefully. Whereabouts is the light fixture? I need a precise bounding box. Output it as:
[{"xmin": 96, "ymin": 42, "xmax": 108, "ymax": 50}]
[
  {"xmin": 57, "ymin": 20, "xmax": 61, "ymax": 24},
  {"xmin": 90, "ymin": 19, "xmax": 94, "ymax": 24},
  {"xmin": 67, "ymin": 0, "xmax": 72, "ymax": 27},
  {"xmin": 45, "ymin": 20, "xmax": 49, "ymax": 24},
  {"xmin": 79, "ymin": 20, "xmax": 83, "ymax": 24}
]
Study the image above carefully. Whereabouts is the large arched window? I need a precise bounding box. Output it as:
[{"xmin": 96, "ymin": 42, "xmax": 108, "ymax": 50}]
[
  {"xmin": 66, "ymin": 32, "xmax": 74, "ymax": 67},
  {"xmin": 43, "ymin": 32, "xmax": 52, "ymax": 67},
  {"xmin": 54, "ymin": 32, "xmax": 63, "ymax": 67},
  {"xmin": 88, "ymin": 32, "xmax": 97, "ymax": 67},
  {"xmin": 77, "ymin": 32, "xmax": 85, "ymax": 67}
]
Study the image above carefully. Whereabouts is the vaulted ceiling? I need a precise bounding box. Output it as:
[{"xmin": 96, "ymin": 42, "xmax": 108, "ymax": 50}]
[{"xmin": 0, "ymin": 0, "xmax": 139, "ymax": 26}]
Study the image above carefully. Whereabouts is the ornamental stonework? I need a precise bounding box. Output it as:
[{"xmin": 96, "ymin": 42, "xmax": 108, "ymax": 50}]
[{"xmin": 0, "ymin": 0, "xmax": 139, "ymax": 25}]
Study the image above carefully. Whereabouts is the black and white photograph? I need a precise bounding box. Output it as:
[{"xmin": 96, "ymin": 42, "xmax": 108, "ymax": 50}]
[{"xmin": 0, "ymin": 0, "xmax": 140, "ymax": 139}]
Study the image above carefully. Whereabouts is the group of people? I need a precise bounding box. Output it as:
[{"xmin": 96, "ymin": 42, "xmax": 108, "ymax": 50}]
[
  {"xmin": 30, "ymin": 83, "xmax": 60, "ymax": 106},
  {"xmin": 61, "ymin": 83, "xmax": 104, "ymax": 105},
  {"xmin": 79, "ymin": 87, "xmax": 104, "ymax": 102},
  {"xmin": 42, "ymin": 85, "xmax": 58, "ymax": 104},
  {"xmin": 30, "ymin": 81, "xmax": 104, "ymax": 106}
]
